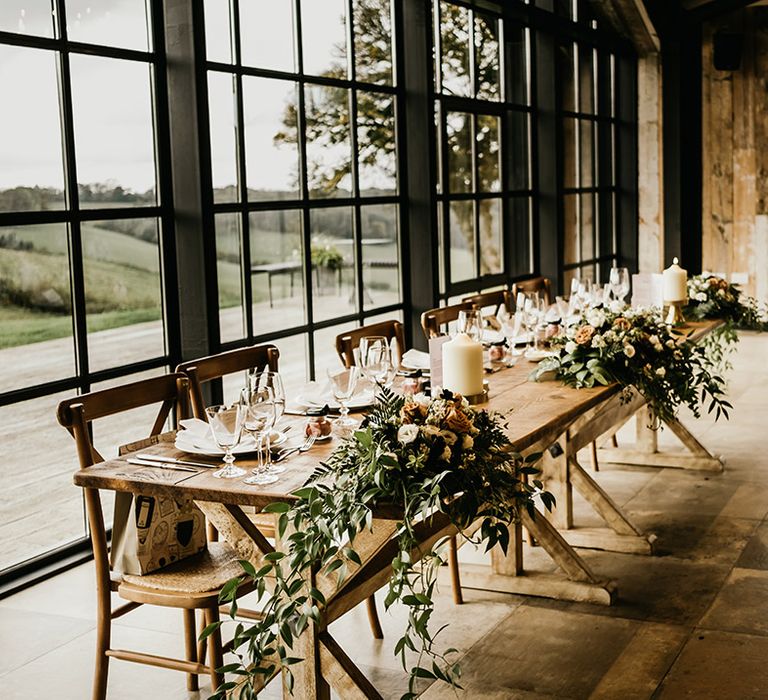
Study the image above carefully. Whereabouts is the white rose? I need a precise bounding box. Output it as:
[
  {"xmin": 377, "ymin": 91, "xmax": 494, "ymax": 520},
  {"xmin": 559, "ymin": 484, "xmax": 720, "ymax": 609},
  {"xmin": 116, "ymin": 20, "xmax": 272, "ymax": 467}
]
[
  {"xmin": 623, "ymin": 344, "xmax": 636, "ymax": 358},
  {"xmin": 695, "ymin": 292, "xmax": 707, "ymax": 302},
  {"xmin": 655, "ymin": 367, "xmax": 666, "ymax": 378},
  {"xmin": 609, "ymin": 300, "xmax": 626, "ymax": 314},
  {"xmin": 586, "ymin": 309, "xmax": 606, "ymax": 329},
  {"xmin": 462, "ymin": 434, "xmax": 474, "ymax": 449},
  {"xmin": 397, "ymin": 424, "xmax": 419, "ymax": 445},
  {"xmin": 565, "ymin": 341, "xmax": 578, "ymax": 355}
]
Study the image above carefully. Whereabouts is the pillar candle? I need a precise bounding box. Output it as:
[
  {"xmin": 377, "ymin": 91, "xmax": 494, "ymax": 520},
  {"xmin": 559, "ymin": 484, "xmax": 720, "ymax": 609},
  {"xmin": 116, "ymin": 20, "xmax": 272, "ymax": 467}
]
[
  {"xmin": 442, "ymin": 333, "xmax": 483, "ymax": 396},
  {"xmin": 663, "ymin": 257, "xmax": 688, "ymax": 302}
]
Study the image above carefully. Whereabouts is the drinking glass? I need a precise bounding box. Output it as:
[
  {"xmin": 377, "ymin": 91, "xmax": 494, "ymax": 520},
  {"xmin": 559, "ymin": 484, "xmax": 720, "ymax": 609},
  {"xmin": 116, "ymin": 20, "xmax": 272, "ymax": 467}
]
[
  {"xmin": 249, "ymin": 370, "xmax": 286, "ymax": 473},
  {"xmin": 205, "ymin": 403, "xmax": 246, "ymax": 479},
  {"xmin": 457, "ymin": 309, "xmax": 483, "ymax": 342},
  {"xmin": 241, "ymin": 387, "xmax": 279, "ymax": 486},
  {"xmin": 609, "ymin": 267, "xmax": 631, "ymax": 304},
  {"xmin": 360, "ymin": 336, "xmax": 392, "ymax": 388},
  {"xmin": 327, "ymin": 366, "xmax": 360, "ymax": 434}
]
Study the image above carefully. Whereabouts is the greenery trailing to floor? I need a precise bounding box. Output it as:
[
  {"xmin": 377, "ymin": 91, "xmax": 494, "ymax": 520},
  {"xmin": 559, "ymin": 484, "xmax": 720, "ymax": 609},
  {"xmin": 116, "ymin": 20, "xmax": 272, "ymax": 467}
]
[
  {"xmin": 202, "ymin": 388, "xmax": 551, "ymax": 699},
  {"xmin": 533, "ymin": 306, "xmax": 732, "ymax": 425}
]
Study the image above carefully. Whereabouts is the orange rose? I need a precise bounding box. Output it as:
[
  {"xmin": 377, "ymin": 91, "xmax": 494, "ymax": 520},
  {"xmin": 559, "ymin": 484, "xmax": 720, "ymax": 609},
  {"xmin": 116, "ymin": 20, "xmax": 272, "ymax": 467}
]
[
  {"xmin": 400, "ymin": 402, "xmax": 427, "ymax": 424},
  {"xmin": 613, "ymin": 317, "xmax": 631, "ymax": 332},
  {"xmin": 574, "ymin": 325, "xmax": 596, "ymax": 345},
  {"xmin": 444, "ymin": 408, "xmax": 473, "ymax": 434}
]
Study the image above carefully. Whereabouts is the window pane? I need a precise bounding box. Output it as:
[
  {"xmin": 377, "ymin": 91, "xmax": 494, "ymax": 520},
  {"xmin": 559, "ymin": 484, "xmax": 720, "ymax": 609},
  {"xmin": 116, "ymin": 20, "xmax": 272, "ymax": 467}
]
[
  {"xmin": 353, "ymin": 0, "xmax": 393, "ymax": 85},
  {"xmin": 204, "ymin": 0, "xmax": 233, "ymax": 63},
  {"xmin": 509, "ymin": 196, "xmax": 531, "ymax": 277},
  {"xmin": 361, "ymin": 203, "xmax": 399, "ymax": 311},
  {"xmin": 301, "ymin": 0, "xmax": 348, "ymax": 78},
  {"xmin": 66, "ymin": 0, "xmax": 150, "ymax": 51},
  {"xmin": 240, "ymin": 0, "xmax": 294, "ymax": 71},
  {"xmin": 305, "ymin": 86, "xmax": 352, "ymax": 199},
  {"xmin": 563, "ymin": 117, "xmax": 577, "ymax": 189},
  {"xmin": 82, "ymin": 218, "xmax": 165, "ymax": 372},
  {"xmin": 0, "ymin": 391, "xmax": 83, "ymax": 571},
  {"xmin": 216, "ymin": 213, "xmax": 244, "ymax": 343},
  {"xmin": 507, "ymin": 111, "xmax": 529, "ymax": 191},
  {"xmin": 313, "ymin": 321, "xmax": 357, "ymax": 376},
  {"xmin": 439, "ymin": 2, "xmax": 470, "ymax": 96},
  {"xmin": 506, "ymin": 24, "xmax": 528, "ymax": 105},
  {"xmin": 449, "ymin": 200, "xmax": 474, "ymax": 283},
  {"xmin": 70, "ymin": 55, "xmax": 157, "ymax": 206},
  {"xmin": 357, "ymin": 91, "xmax": 396, "ymax": 195},
  {"xmin": 0, "ymin": 45, "xmax": 65, "ymax": 212},
  {"xmin": 208, "ymin": 72, "xmax": 239, "ymax": 203},
  {"xmin": 271, "ymin": 334, "xmax": 310, "ymax": 397},
  {"xmin": 446, "ymin": 111, "xmax": 472, "ymax": 194},
  {"xmin": 558, "ymin": 42, "xmax": 576, "ymax": 113},
  {"xmin": 309, "ymin": 207, "xmax": 355, "ymax": 322},
  {"xmin": 580, "ymin": 192, "xmax": 595, "ymax": 260},
  {"xmin": 563, "ymin": 194, "xmax": 578, "ymax": 265},
  {"xmin": 250, "ymin": 209, "xmax": 305, "ymax": 333},
  {"xmin": 474, "ymin": 12, "xmax": 499, "ymax": 100},
  {"xmin": 479, "ymin": 199, "xmax": 501, "ymax": 275},
  {"xmin": 244, "ymin": 77, "xmax": 300, "ymax": 201},
  {"xmin": 0, "ymin": 223, "xmax": 75, "ymax": 393},
  {"xmin": 579, "ymin": 44, "xmax": 596, "ymax": 114},
  {"xmin": 580, "ymin": 119, "xmax": 594, "ymax": 187},
  {"xmin": 476, "ymin": 115, "xmax": 500, "ymax": 193},
  {"xmin": 0, "ymin": 1, "xmax": 55, "ymax": 37}
]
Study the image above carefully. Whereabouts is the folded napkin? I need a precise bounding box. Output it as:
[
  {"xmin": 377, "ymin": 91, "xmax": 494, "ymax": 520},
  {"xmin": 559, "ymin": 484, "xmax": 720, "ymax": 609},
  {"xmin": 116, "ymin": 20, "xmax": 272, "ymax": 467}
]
[{"xmin": 401, "ymin": 349, "xmax": 430, "ymax": 370}]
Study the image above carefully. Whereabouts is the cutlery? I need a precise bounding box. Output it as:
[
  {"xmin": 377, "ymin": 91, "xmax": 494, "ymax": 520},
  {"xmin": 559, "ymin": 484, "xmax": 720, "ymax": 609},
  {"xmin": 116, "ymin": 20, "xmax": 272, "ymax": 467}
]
[
  {"xmin": 137, "ymin": 454, "xmax": 218, "ymax": 469},
  {"xmin": 284, "ymin": 407, "xmax": 340, "ymax": 417},
  {"xmin": 273, "ymin": 434, "xmax": 317, "ymax": 463},
  {"xmin": 127, "ymin": 458, "xmax": 199, "ymax": 473}
]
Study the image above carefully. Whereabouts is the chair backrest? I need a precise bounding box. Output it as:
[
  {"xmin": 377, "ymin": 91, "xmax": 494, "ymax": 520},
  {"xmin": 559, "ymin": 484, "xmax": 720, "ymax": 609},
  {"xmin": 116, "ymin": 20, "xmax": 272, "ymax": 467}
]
[
  {"xmin": 420, "ymin": 301, "xmax": 474, "ymax": 339},
  {"xmin": 335, "ymin": 320, "xmax": 406, "ymax": 368},
  {"xmin": 176, "ymin": 344, "xmax": 279, "ymax": 420},
  {"xmin": 511, "ymin": 276, "xmax": 552, "ymax": 306},
  {"xmin": 462, "ymin": 289, "xmax": 513, "ymax": 316},
  {"xmin": 57, "ymin": 373, "xmax": 191, "ymax": 591}
]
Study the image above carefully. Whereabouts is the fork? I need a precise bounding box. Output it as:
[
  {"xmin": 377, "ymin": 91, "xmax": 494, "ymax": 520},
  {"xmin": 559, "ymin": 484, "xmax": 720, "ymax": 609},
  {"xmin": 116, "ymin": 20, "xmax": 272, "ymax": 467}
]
[{"xmin": 274, "ymin": 434, "xmax": 316, "ymax": 463}]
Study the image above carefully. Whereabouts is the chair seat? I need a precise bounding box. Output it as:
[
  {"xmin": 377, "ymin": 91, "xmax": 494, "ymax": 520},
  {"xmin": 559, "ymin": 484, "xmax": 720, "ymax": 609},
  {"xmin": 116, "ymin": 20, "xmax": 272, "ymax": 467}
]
[{"xmin": 120, "ymin": 542, "xmax": 245, "ymax": 599}]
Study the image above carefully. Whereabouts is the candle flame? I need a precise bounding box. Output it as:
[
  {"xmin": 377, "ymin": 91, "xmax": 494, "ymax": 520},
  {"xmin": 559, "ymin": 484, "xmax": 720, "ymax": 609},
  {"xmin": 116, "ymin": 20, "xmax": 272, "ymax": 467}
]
[{"xmin": 673, "ymin": 257, "xmax": 679, "ymax": 265}]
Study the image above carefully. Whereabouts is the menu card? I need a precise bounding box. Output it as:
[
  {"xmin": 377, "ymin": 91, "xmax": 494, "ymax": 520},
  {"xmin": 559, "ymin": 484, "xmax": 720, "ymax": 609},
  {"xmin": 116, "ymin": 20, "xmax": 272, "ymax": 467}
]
[
  {"xmin": 429, "ymin": 336, "xmax": 450, "ymax": 388},
  {"xmin": 631, "ymin": 273, "xmax": 664, "ymax": 308}
]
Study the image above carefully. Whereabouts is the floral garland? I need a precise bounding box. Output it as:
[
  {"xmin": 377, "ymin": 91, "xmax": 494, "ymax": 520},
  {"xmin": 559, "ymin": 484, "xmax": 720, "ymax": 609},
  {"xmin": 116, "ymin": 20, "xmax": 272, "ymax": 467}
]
[
  {"xmin": 533, "ymin": 306, "xmax": 731, "ymax": 425},
  {"xmin": 686, "ymin": 274, "xmax": 766, "ymax": 329},
  {"xmin": 204, "ymin": 389, "xmax": 551, "ymax": 699}
]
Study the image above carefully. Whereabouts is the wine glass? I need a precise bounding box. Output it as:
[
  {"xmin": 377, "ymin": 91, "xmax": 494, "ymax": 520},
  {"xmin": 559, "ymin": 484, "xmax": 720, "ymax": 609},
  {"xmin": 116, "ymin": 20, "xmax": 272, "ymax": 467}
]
[
  {"xmin": 205, "ymin": 403, "xmax": 246, "ymax": 479},
  {"xmin": 609, "ymin": 267, "xmax": 631, "ymax": 304},
  {"xmin": 241, "ymin": 386, "xmax": 279, "ymax": 486},
  {"xmin": 327, "ymin": 366, "xmax": 360, "ymax": 435},
  {"xmin": 359, "ymin": 336, "xmax": 391, "ymax": 388},
  {"xmin": 457, "ymin": 309, "xmax": 482, "ymax": 342},
  {"xmin": 249, "ymin": 370, "xmax": 286, "ymax": 474}
]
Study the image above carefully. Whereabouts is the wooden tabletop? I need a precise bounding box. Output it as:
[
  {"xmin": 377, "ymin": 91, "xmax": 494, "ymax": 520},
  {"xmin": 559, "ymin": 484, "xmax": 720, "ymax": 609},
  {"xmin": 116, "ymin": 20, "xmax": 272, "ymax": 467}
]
[{"xmin": 73, "ymin": 319, "xmax": 721, "ymax": 512}]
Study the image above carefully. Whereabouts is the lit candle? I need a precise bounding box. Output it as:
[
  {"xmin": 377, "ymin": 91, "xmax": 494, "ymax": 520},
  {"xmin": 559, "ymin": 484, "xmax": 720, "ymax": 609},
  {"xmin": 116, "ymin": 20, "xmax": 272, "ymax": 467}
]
[
  {"xmin": 663, "ymin": 257, "xmax": 688, "ymax": 302},
  {"xmin": 442, "ymin": 333, "xmax": 484, "ymax": 396}
]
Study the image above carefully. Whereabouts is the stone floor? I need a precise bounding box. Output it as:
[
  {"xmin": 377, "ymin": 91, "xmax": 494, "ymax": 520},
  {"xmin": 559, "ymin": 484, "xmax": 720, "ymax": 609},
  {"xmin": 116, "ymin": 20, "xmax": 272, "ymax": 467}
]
[{"xmin": 1, "ymin": 333, "xmax": 767, "ymax": 699}]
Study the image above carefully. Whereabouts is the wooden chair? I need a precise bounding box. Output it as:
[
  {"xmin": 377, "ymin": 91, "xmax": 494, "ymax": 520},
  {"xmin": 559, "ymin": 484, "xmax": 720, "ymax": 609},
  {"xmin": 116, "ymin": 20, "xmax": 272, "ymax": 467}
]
[
  {"xmin": 420, "ymin": 301, "xmax": 475, "ymax": 340},
  {"xmin": 511, "ymin": 276, "xmax": 552, "ymax": 306},
  {"xmin": 177, "ymin": 346, "xmax": 385, "ymax": 639},
  {"xmin": 335, "ymin": 319, "xmax": 406, "ymax": 368},
  {"xmin": 57, "ymin": 373, "xmax": 252, "ymax": 699},
  {"xmin": 462, "ymin": 289, "xmax": 513, "ymax": 317}
]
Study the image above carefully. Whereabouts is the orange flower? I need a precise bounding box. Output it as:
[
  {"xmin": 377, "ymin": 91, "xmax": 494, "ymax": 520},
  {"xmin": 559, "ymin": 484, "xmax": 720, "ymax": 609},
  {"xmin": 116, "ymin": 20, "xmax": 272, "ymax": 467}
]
[
  {"xmin": 400, "ymin": 402, "xmax": 427, "ymax": 424},
  {"xmin": 444, "ymin": 408, "xmax": 473, "ymax": 434},
  {"xmin": 612, "ymin": 317, "xmax": 631, "ymax": 332},
  {"xmin": 574, "ymin": 325, "xmax": 596, "ymax": 345}
]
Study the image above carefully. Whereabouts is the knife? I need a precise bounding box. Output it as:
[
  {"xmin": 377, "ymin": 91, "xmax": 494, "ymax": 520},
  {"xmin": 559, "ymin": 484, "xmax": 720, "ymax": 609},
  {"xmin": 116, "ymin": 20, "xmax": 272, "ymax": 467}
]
[
  {"xmin": 127, "ymin": 457, "xmax": 199, "ymax": 473},
  {"xmin": 137, "ymin": 453, "xmax": 218, "ymax": 469}
]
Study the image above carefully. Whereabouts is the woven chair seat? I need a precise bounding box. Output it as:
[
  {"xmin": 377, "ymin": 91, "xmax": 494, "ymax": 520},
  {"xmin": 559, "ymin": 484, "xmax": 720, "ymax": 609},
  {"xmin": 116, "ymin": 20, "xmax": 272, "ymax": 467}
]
[{"xmin": 121, "ymin": 542, "xmax": 245, "ymax": 595}]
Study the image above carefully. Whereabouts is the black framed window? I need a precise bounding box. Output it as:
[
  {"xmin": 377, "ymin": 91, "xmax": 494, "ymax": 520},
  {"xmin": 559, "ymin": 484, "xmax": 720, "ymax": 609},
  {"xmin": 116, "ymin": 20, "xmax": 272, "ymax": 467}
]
[
  {"xmin": 434, "ymin": 0, "xmax": 534, "ymax": 301},
  {"xmin": 0, "ymin": 1, "xmax": 173, "ymax": 578},
  {"xmin": 202, "ymin": 0, "xmax": 404, "ymax": 392}
]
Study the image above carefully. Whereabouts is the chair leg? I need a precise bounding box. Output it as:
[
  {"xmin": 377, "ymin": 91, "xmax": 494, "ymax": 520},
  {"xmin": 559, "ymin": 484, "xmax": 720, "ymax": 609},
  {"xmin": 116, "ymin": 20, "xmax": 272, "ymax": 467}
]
[
  {"xmin": 92, "ymin": 607, "xmax": 110, "ymax": 700},
  {"xmin": 183, "ymin": 608, "xmax": 199, "ymax": 691},
  {"xmin": 197, "ymin": 609, "xmax": 208, "ymax": 668},
  {"xmin": 590, "ymin": 440, "xmax": 599, "ymax": 472},
  {"xmin": 448, "ymin": 536, "xmax": 463, "ymax": 605},
  {"xmin": 207, "ymin": 606, "xmax": 225, "ymax": 691},
  {"xmin": 365, "ymin": 595, "xmax": 383, "ymax": 640}
]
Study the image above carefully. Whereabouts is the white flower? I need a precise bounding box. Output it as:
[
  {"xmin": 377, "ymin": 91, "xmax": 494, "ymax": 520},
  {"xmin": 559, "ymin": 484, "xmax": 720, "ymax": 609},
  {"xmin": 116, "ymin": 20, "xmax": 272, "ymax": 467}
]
[
  {"xmin": 462, "ymin": 434, "xmax": 474, "ymax": 449},
  {"xmin": 655, "ymin": 367, "xmax": 666, "ymax": 378},
  {"xmin": 649, "ymin": 334, "xmax": 663, "ymax": 352},
  {"xmin": 591, "ymin": 335, "xmax": 606, "ymax": 349},
  {"xmin": 586, "ymin": 308, "xmax": 607, "ymax": 329},
  {"xmin": 413, "ymin": 392, "xmax": 431, "ymax": 407},
  {"xmin": 565, "ymin": 341, "xmax": 578, "ymax": 355},
  {"xmin": 441, "ymin": 446, "xmax": 452, "ymax": 462},
  {"xmin": 603, "ymin": 330, "xmax": 616, "ymax": 343},
  {"xmin": 623, "ymin": 343, "xmax": 636, "ymax": 358},
  {"xmin": 609, "ymin": 300, "xmax": 626, "ymax": 314},
  {"xmin": 717, "ymin": 289, "xmax": 726, "ymax": 298},
  {"xmin": 695, "ymin": 292, "xmax": 707, "ymax": 302},
  {"xmin": 421, "ymin": 424, "xmax": 440, "ymax": 438},
  {"xmin": 439, "ymin": 429, "xmax": 458, "ymax": 446},
  {"xmin": 397, "ymin": 424, "xmax": 419, "ymax": 445},
  {"xmin": 666, "ymin": 339, "xmax": 675, "ymax": 348}
]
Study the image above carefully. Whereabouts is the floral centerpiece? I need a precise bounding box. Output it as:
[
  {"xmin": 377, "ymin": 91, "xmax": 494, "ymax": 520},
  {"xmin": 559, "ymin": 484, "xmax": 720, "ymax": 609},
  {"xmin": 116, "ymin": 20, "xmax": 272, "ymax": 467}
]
[
  {"xmin": 533, "ymin": 306, "xmax": 731, "ymax": 425},
  {"xmin": 204, "ymin": 388, "xmax": 551, "ymax": 699},
  {"xmin": 686, "ymin": 274, "xmax": 766, "ymax": 329}
]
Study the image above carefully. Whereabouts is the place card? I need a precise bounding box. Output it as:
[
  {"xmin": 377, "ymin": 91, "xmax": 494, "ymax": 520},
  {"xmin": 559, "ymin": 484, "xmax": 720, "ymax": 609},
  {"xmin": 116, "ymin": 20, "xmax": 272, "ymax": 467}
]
[
  {"xmin": 631, "ymin": 273, "xmax": 664, "ymax": 308},
  {"xmin": 428, "ymin": 336, "xmax": 450, "ymax": 388}
]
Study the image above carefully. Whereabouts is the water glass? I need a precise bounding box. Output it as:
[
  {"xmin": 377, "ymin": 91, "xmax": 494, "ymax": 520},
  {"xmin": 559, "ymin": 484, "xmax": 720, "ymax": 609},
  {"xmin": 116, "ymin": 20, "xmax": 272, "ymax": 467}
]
[
  {"xmin": 328, "ymin": 366, "xmax": 360, "ymax": 435},
  {"xmin": 360, "ymin": 336, "xmax": 391, "ymax": 387},
  {"xmin": 609, "ymin": 267, "xmax": 631, "ymax": 304},
  {"xmin": 241, "ymin": 387, "xmax": 279, "ymax": 486},
  {"xmin": 205, "ymin": 403, "xmax": 246, "ymax": 479},
  {"xmin": 457, "ymin": 309, "xmax": 483, "ymax": 342}
]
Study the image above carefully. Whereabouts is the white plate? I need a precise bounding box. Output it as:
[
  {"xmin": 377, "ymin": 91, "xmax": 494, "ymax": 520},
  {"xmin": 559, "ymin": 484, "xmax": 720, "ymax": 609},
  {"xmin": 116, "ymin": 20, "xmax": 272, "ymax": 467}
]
[
  {"xmin": 294, "ymin": 390, "xmax": 375, "ymax": 411},
  {"xmin": 524, "ymin": 348, "xmax": 556, "ymax": 362},
  {"xmin": 175, "ymin": 429, "xmax": 287, "ymax": 457}
]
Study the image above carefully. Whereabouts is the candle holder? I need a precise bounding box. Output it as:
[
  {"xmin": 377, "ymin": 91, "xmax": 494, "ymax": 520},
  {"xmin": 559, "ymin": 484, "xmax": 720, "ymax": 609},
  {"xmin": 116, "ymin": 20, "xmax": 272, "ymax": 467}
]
[
  {"xmin": 464, "ymin": 381, "xmax": 490, "ymax": 405},
  {"xmin": 664, "ymin": 299, "xmax": 686, "ymax": 325}
]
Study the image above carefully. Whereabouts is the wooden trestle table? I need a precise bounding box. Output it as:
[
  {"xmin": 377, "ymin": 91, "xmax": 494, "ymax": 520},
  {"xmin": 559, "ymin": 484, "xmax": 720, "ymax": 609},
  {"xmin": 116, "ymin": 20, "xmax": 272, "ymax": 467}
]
[{"xmin": 73, "ymin": 319, "xmax": 724, "ymax": 698}]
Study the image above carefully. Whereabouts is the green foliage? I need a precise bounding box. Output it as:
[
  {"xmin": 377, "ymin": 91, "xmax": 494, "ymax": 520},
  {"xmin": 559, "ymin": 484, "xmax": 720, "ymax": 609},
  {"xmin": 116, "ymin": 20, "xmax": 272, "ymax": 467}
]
[
  {"xmin": 310, "ymin": 241, "xmax": 344, "ymax": 271},
  {"xmin": 533, "ymin": 306, "xmax": 732, "ymax": 426},
  {"xmin": 686, "ymin": 274, "xmax": 768, "ymax": 331},
  {"xmin": 204, "ymin": 388, "xmax": 550, "ymax": 699}
]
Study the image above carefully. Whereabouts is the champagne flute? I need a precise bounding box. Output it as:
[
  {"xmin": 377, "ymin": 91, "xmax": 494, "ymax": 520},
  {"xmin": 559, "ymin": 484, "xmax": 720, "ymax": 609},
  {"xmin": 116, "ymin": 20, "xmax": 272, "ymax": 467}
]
[
  {"xmin": 241, "ymin": 386, "xmax": 278, "ymax": 486},
  {"xmin": 609, "ymin": 267, "xmax": 631, "ymax": 304},
  {"xmin": 327, "ymin": 366, "xmax": 360, "ymax": 435},
  {"xmin": 205, "ymin": 403, "xmax": 246, "ymax": 479},
  {"xmin": 360, "ymin": 336, "xmax": 391, "ymax": 388},
  {"xmin": 249, "ymin": 370, "xmax": 286, "ymax": 474}
]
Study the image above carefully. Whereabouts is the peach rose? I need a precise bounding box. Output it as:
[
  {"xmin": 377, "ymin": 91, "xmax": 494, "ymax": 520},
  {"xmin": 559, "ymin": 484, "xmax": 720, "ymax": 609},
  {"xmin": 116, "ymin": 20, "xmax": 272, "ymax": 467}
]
[
  {"xmin": 612, "ymin": 317, "xmax": 631, "ymax": 332},
  {"xmin": 574, "ymin": 325, "xmax": 596, "ymax": 346},
  {"xmin": 400, "ymin": 402, "xmax": 428, "ymax": 424},
  {"xmin": 444, "ymin": 408, "xmax": 473, "ymax": 434}
]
